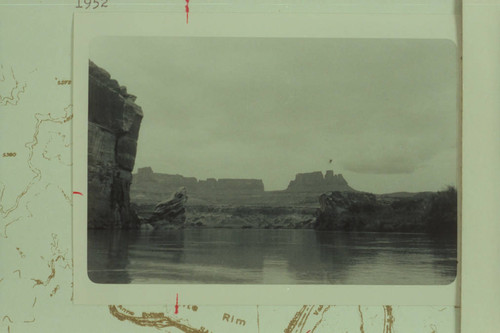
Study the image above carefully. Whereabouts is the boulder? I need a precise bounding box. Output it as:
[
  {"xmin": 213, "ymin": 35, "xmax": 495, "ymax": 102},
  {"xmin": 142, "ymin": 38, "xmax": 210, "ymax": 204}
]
[{"xmin": 148, "ymin": 187, "xmax": 188, "ymax": 229}]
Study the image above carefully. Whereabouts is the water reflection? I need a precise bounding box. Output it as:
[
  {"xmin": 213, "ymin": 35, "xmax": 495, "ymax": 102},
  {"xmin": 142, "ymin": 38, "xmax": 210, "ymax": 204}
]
[
  {"xmin": 88, "ymin": 229, "xmax": 457, "ymax": 285},
  {"xmin": 88, "ymin": 230, "xmax": 139, "ymax": 283}
]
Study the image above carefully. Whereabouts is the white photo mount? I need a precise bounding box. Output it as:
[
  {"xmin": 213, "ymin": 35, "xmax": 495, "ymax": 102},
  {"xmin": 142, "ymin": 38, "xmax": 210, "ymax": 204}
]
[{"xmin": 73, "ymin": 12, "xmax": 460, "ymax": 306}]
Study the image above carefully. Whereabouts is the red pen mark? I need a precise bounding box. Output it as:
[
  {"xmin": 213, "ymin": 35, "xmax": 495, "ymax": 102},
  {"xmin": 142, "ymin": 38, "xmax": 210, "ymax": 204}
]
[
  {"xmin": 174, "ymin": 293, "xmax": 179, "ymax": 314},
  {"xmin": 73, "ymin": 191, "xmax": 83, "ymax": 196},
  {"xmin": 185, "ymin": 0, "xmax": 189, "ymax": 24}
]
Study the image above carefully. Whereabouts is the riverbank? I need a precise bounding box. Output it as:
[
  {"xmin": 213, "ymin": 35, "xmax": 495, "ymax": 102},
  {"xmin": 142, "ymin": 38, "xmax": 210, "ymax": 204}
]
[
  {"xmin": 136, "ymin": 204, "xmax": 316, "ymax": 229},
  {"xmin": 133, "ymin": 186, "xmax": 457, "ymax": 234}
]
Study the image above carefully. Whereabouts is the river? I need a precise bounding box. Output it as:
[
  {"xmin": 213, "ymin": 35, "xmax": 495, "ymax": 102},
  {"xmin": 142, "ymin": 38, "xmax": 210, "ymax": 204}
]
[{"xmin": 88, "ymin": 229, "xmax": 456, "ymax": 285}]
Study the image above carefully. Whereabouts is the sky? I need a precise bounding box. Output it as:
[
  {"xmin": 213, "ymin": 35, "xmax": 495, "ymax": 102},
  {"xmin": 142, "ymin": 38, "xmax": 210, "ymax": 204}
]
[{"xmin": 90, "ymin": 37, "xmax": 458, "ymax": 193}]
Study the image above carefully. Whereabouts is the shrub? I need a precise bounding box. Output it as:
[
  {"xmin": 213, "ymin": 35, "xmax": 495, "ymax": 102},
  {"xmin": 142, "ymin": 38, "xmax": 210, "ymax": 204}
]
[{"xmin": 425, "ymin": 186, "xmax": 458, "ymax": 235}]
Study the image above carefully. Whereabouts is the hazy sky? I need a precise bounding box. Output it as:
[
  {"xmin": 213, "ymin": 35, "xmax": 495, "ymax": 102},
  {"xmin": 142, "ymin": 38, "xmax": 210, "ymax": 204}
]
[{"xmin": 90, "ymin": 37, "xmax": 458, "ymax": 193}]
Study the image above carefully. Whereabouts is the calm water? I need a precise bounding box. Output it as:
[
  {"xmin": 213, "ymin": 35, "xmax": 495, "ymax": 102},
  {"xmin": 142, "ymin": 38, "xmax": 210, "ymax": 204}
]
[{"xmin": 88, "ymin": 229, "xmax": 457, "ymax": 285}]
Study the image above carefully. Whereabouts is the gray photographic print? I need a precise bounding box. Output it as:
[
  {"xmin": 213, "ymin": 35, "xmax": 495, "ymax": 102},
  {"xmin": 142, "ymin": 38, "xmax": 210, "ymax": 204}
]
[{"xmin": 87, "ymin": 37, "xmax": 458, "ymax": 285}]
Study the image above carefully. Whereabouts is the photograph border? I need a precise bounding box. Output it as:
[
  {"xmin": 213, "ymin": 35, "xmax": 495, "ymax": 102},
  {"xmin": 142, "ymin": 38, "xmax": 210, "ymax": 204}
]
[{"xmin": 73, "ymin": 12, "xmax": 461, "ymax": 306}]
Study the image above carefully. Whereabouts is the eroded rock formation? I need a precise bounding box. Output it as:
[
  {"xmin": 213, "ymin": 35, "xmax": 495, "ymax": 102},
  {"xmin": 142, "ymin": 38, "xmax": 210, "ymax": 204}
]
[
  {"xmin": 147, "ymin": 187, "xmax": 188, "ymax": 229},
  {"xmin": 88, "ymin": 61, "xmax": 143, "ymax": 229}
]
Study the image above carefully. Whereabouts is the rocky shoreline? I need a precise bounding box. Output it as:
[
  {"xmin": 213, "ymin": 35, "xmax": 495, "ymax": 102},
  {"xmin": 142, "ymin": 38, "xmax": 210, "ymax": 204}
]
[
  {"xmin": 137, "ymin": 203, "xmax": 316, "ymax": 230},
  {"xmin": 133, "ymin": 187, "xmax": 457, "ymax": 235}
]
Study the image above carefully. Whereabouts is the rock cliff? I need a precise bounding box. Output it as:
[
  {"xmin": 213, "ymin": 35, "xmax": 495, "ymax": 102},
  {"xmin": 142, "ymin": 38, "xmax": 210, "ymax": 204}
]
[{"xmin": 88, "ymin": 61, "xmax": 143, "ymax": 229}]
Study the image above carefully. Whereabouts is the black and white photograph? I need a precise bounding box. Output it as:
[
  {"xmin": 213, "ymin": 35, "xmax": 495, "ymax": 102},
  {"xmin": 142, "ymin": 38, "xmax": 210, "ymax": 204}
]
[{"xmin": 86, "ymin": 36, "xmax": 459, "ymax": 286}]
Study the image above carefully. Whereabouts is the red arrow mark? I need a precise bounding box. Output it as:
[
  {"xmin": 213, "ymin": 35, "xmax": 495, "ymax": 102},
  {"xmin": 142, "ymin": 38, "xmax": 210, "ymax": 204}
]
[
  {"xmin": 185, "ymin": 0, "xmax": 189, "ymax": 24},
  {"xmin": 175, "ymin": 293, "xmax": 179, "ymax": 314},
  {"xmin": 73, "ymin": 191, "xmax": 83, "ymax": 196}
]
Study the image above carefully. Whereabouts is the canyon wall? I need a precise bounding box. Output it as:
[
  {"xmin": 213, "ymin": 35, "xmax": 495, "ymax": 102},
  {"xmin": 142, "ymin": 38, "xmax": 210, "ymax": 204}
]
[{"xmin": 88, "ymin": 61, "xmax": 143, "ymax": 229}]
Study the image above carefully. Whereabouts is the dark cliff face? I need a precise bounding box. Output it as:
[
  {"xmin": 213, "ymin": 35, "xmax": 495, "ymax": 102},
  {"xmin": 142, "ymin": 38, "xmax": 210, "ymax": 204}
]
[{"xmin": 88, "ymin": 61, "xmax": 143, "ymax": 229}]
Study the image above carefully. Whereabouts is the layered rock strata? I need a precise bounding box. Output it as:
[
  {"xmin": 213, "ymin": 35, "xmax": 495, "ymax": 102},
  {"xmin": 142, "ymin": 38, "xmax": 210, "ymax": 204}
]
[
  {"xmin": 88, "ymin": 61, "xmax": 143, "ymax": 229},
  {"xmin": 133, "ymin": 167, "xmax": 264, "ymax": 199}
]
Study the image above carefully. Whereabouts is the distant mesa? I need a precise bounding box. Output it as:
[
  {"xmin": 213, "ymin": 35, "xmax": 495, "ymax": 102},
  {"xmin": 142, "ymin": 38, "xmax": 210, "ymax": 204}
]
[
  {"xmin": 286, "ymin": 170, "xmax": 354, "ymax": 193},
  {"xmin": 131, "ymin": 168, "xmax": 355, "ymax": 205},
  {"xmin": 133, "ymin": 166, "xmax": 264, "ymax": 195}
]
